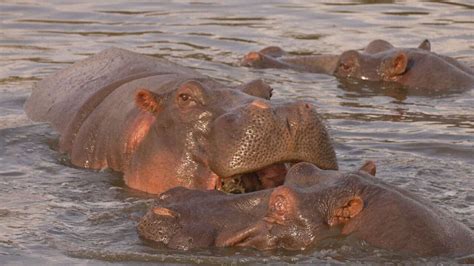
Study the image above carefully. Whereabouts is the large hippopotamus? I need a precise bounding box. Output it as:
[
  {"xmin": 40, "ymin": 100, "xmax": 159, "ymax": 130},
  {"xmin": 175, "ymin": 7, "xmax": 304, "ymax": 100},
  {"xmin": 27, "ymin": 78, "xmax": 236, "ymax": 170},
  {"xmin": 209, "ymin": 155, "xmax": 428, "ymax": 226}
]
[
  {"xmin": 138, "ymin": 161, "xmax": 474, "ymax": 257},
  {"xmin": 241, "ymin": 39, "xmax": 474, "ymax": 91},
  {"xmin": 24, "ymin": 48, "xmax": 338, "ymax": 194}
]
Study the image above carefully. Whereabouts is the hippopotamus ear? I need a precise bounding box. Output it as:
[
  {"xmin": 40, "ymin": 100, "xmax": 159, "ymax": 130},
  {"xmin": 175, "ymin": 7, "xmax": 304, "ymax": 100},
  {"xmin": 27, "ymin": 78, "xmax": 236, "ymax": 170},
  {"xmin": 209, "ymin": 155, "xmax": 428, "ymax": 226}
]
[
  {"xmin": 135, "ymin": 89, "xmax": 162, "ymax": 113},
  {"xmin": 236, "ymin": 79, "xmax": 273, "ymax": 100},
  {"xmin": 383, "ymin": 52, "xmax": 408, "ymax": 77},
  {"xmin": 265, "ymin": 186, "xmax": 297, "ymax": 223},
  {"xmin": 258, "ymin": 46, "xmax": 287, "ymax": 58},
  {"xmin": 359, "ymin": 161, "xmax": 376, "ymax": 176},
  {"xmin": 327, "ymin": 196, "xmax": 364, "ymax": 227},
  {"xmin": 418, "ymin": 39, "xmax": 431, "ymax": 51}
]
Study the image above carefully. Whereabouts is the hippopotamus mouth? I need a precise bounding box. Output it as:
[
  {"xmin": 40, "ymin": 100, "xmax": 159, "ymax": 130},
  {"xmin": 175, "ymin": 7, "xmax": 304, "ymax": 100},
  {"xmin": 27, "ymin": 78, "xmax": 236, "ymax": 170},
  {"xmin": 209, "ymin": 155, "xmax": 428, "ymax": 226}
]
[{"xmin": 219, "ymin": 162, "xmax": 295, "ymax": 193}]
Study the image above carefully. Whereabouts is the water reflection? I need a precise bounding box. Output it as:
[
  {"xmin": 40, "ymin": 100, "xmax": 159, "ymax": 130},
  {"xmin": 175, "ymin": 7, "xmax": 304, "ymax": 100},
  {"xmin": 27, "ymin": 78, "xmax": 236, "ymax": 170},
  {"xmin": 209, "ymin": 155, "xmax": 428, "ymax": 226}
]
[
  {"xmin": 335, "ymin": 78, "xmax": 470, "ymax": 101},
  {"xmin": 324, "ymin": 0, "xmax": 395, "ymax": 5}
]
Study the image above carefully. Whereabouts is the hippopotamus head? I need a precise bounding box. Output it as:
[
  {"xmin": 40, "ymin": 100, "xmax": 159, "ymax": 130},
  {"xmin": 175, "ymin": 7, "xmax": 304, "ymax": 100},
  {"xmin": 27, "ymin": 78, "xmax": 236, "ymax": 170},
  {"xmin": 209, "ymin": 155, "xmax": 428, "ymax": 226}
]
[
  {"xmin": 333, "ymin": 39, "xmax": 431, "ymax": 82},
  {"xmin": 138, "ymin": 161, "xmax": 474, "ymax": 256},
  {"xmin": 137, "ymin": 162, "xmax": 375, "ymax": 250},
  {"xmin": 130, "ymin": 77, "xmax": 337, "ymax": 194},
  {"xmin": 241, "ymin": 39, "xmax": 473, "ymax": 91},
  {"xmin": 333, "ymin": 39, "xmax": 474, "ymax": 91}
]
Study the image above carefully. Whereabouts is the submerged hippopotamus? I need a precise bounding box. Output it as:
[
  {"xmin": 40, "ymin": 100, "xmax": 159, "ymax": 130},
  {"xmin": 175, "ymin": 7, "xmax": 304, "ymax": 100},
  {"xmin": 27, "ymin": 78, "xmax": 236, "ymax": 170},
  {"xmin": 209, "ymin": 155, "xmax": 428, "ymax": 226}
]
[
  {"xmin": 241, "ymin": 39, "xmax": 474, "ymax": 91},
  {"xmin": 24, "ymin": 48, "xmax": 338, "ymax": 194},
  {"xmin": 138, "ymin": 161, "xmax": 474, "ymax": 257}
]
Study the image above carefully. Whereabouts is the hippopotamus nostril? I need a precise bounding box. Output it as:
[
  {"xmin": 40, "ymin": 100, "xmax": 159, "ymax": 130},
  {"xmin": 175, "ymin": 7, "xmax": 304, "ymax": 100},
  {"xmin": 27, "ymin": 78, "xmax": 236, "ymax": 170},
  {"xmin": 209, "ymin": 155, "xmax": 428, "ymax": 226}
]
[
  {"xmin": 295, "ymin": 101, "xmax": 313, "ymax": 112},
  {"xmin": 249, "ymin": 99, "xmax": 271, "ymax": 109},
  {"xmin": 246, "ymin": 51, "xmax": 262, "ymax": 61},
  {"xmin": 285, "ymin": 117, "xmax": 292, "ymax": 133},
  {"xmin": 284, "ymin": 117, "xmax": 299, "ymax": 138}
]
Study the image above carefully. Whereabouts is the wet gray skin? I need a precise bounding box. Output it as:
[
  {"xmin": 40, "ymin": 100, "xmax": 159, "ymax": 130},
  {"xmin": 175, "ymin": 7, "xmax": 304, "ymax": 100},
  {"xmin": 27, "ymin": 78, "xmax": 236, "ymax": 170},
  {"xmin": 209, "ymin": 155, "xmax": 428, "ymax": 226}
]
[
  {"xmin": 138, "ymin": 161, "xmax": 474, "ymax": 257},
  {"xmin": 24, "ymin": 47, "xmax": 337, "ymax": 194},
  {"xmin": 241, "ymin": 39, "xmax": 474, "ymax": 91}
]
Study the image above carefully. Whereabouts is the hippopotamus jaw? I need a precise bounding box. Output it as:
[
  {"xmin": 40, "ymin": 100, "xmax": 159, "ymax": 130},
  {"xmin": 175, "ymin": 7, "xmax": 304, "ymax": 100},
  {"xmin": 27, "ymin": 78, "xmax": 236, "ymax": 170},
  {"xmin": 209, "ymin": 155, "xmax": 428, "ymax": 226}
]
[
  {"xmin": 217, "ymin": 161, "xmax": 299, "ymax": 193},
  {"xmin": 216, "ymin": 152, "xmax": 337, "ymax": 194}
]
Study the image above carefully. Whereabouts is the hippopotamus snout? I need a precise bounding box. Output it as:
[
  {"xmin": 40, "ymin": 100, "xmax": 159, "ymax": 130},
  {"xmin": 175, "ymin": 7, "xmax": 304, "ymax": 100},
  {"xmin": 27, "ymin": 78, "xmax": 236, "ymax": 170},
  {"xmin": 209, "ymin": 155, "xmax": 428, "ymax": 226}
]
[
  {"xmin": 138, "ymin": 187, "xmax": 261, "ymax": 249},
  {"xmin": 247, "ymin": 98, "xmax": 315, "ymax": 136},
  {"xmin": 138, "ymin": 205, "xmax": 181, "ymax": 247},
  {"xmin": 208, "ymin": 98, "xmax": 337, "ymax": 191},
  {"xmin": 275, "ymin": 100, "xmax": 316, "ymax": 137},
  {"xmin": 138, "ymin": 202, "xmax": 216, "ymax": 249}
]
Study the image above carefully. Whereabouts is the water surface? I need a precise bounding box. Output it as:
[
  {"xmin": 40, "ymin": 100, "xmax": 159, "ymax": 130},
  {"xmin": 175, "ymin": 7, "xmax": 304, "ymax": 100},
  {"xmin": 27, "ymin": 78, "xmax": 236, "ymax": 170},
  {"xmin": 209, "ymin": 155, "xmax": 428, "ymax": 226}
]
[{"xmin": 1, "ymin": 0, "xmax": 473, "ymax": 264}]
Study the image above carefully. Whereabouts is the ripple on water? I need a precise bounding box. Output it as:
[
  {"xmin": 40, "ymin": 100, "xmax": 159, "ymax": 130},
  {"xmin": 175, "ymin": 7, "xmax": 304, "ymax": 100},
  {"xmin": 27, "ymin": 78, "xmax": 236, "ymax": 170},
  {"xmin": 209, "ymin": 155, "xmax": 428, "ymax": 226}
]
[{"xmin": 0, "ymin": 0, "xmax": 473, "ymax": 264}]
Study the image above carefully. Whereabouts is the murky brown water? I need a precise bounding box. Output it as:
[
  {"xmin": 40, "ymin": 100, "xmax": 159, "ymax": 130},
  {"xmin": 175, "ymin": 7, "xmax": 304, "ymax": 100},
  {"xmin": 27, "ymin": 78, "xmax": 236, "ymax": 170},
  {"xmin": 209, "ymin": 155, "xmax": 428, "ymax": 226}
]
[{"xmin": 1, "ymin": 0, "xmax": 473, "ymax": 264}]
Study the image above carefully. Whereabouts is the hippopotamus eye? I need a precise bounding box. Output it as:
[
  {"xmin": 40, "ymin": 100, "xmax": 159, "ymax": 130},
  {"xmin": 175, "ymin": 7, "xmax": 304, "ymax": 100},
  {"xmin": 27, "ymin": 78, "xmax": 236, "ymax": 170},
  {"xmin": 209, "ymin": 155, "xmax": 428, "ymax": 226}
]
[
  {"xmin": 340, "ymin": 63, "xmax": 351, "ymax": 71},
  {"xmin": 178, "ymin": 93, "xmax": 197, "ymax": 107},
  {"xmin": 179, "ymin": 93, "xmax": 190, "ymax": 102}
]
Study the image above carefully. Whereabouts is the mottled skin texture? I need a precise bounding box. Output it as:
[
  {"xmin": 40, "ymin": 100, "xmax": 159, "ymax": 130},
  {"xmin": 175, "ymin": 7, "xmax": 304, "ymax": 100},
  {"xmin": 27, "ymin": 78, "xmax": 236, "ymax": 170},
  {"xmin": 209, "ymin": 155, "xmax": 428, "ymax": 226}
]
[
  {"xmin": 138, "ymin": 162, "xmax": 474, "ymax": 257},
  {"xmin": 24, "ymin": 48, "xmax": 338, "ymax": 194},
  {"xmin": 241, "ymin": 39, "xmax": 474, "ymax": 91}
]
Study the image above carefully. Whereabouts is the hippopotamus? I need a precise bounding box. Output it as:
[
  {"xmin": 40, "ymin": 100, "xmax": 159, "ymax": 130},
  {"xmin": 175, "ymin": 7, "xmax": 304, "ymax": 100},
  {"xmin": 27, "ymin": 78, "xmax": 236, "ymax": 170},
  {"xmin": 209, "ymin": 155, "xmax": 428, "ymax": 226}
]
[
  {"xmin": 24, "ymin": 47, "xmax": 338, "ymax": 194},
  {"xmin": 138, "ymin": 161, "xmax": 474, "ymax": 257},
  {"xmin": 241, "ymin": 39, "xmax": 474, "ymax": 91}
]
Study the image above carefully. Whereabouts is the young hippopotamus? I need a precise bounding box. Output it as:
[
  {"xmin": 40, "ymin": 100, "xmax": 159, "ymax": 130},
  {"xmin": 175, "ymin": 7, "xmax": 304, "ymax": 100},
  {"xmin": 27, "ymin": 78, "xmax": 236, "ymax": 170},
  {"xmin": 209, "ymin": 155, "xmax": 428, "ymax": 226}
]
[
  {"xmin": 241, "ymin": 39, "xmax": 474, "ymax": 91},
  {"xmin": 24, "ymin": 48, "xmax": 338, "ymax": 194},
  {"xmin": 138, "ymin": 161, "xmax": 474, "ymax": 257}
]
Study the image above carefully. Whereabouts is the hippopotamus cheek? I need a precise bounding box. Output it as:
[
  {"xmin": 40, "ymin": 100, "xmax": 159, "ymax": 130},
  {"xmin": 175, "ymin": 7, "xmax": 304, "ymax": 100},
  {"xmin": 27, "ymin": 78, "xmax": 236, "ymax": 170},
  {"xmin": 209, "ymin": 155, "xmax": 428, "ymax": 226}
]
[{"xmin": 138, "ymin": 206, "xmax": 217, "ymax": 249}]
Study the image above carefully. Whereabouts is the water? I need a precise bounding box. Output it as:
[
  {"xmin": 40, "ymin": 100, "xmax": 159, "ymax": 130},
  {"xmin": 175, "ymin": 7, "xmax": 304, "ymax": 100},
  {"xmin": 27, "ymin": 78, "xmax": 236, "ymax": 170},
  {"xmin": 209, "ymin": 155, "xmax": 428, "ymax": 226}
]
[{"xmin": 1, "ymin": 0, "xmax": 473, "ymax": 264}]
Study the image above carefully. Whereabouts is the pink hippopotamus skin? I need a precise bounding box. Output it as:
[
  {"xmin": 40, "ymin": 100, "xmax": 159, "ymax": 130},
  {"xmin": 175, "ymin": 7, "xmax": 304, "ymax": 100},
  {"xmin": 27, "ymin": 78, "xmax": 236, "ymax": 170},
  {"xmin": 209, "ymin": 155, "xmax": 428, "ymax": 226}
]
[{"xmin": 25, "ymin": 48, "xmax": 338, "ymax": 194}]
